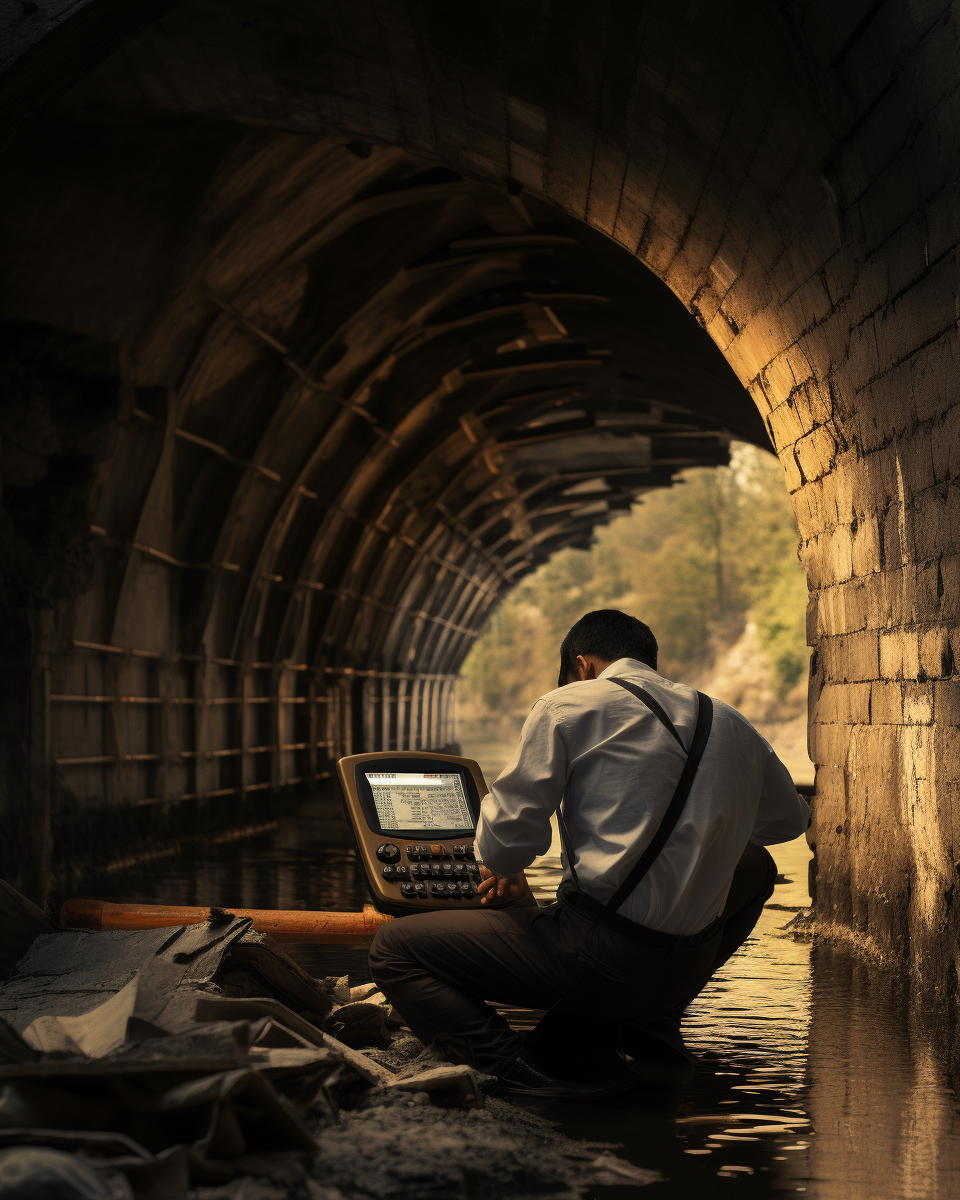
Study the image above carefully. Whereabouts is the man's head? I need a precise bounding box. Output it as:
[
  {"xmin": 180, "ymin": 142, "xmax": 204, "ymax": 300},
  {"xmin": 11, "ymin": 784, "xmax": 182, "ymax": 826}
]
[{"xmin": 558, "ymin": 609, "xmax": 658, "ymax": 687}]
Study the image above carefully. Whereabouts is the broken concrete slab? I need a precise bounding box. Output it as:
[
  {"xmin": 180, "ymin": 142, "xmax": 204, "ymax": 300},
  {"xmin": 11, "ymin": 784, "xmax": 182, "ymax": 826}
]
[
  {"xmin": 0, "ymin": 918, "xmax": 334, "ymax": 1052},
  {"xmin": 0, "ymin": 922, "xmax": 249, "ymax": 1035}
]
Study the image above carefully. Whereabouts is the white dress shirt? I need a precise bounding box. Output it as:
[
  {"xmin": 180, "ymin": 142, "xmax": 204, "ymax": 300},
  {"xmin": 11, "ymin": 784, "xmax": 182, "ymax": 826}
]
[{"xmin": 474, "ymin": 658, "xmax": 810, "ymax": 934}]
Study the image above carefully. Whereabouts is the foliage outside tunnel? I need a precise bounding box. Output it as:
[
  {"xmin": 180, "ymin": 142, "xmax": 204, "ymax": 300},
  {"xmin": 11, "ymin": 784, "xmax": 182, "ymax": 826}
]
[{"xmin": 460, "ymin": 444, "xmax": 812, "ymax": 783}]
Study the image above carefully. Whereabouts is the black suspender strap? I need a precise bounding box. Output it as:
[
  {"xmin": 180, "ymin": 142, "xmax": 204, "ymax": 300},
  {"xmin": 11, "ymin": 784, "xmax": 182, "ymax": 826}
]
[
  {"xmin": 606, "ymin": 677, "xmax": 685, "ymax": 749},
  {"xmin": 605, "ymin": 687, "xmax": 713, "ymax": 912},
  {"xmin": 556, "ymin": 680, "xmax": 714, "ymax": 913}
]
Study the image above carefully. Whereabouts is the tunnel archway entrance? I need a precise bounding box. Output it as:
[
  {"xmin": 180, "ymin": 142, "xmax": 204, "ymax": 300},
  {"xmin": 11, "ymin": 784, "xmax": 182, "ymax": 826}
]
[{"xmin": 5, "ymin": 0, "xmax": 960, "ymax": 1046}]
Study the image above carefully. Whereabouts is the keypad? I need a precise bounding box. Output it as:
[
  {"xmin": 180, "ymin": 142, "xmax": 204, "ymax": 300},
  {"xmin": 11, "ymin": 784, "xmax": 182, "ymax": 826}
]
[{"xmin": 379, "ymin": 840, "xmax": 480, "ymax": 901}]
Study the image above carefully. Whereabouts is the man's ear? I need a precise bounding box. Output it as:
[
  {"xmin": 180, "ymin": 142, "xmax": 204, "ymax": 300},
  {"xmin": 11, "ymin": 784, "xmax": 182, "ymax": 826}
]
[{"xmin": 575, "ymin": 655, "xmax": 597, "ymax": 681}]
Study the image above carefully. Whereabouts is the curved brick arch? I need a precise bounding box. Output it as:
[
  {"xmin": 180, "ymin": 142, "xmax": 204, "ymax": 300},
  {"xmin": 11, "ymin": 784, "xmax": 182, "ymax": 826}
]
[{"xmin": 2, "ymin": 2, "xmax": 959, "ymax": 1035}]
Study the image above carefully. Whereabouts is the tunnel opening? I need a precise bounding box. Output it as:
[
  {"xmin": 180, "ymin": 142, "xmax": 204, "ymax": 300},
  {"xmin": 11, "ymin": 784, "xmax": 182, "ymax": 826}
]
[{"xmin": 457, "ymin": 439, "xmax": 813, "ymax": 793}]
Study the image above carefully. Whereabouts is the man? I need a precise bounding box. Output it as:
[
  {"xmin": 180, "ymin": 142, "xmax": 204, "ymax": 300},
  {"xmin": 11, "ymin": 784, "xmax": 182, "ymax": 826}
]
[{"xmin": 369, "ymin": 609, "xmax": 810, "ymax": 1098}]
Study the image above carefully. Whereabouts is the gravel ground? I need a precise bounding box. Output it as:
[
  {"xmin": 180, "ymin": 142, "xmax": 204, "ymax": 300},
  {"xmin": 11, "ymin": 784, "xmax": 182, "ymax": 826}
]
[{"xmin": 190, "ymin": 1031, "xmax": 661, "ymax": 1200}]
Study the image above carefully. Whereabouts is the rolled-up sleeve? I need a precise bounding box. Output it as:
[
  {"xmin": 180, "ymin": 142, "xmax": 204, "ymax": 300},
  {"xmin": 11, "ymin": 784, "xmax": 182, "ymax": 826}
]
[
  {"xmin": 474, "ymin": 700, "xmax": 567, "ymax": 877},
  {"xmin": 750, "ymin": 745, "xmax": 811, "ymax": 845}
]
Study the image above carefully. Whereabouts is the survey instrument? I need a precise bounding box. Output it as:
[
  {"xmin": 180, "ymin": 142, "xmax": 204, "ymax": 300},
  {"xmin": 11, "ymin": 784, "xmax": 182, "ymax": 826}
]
[{"xmin": 336, "ymin": 750, "xmax": 487, "ymax": 915}]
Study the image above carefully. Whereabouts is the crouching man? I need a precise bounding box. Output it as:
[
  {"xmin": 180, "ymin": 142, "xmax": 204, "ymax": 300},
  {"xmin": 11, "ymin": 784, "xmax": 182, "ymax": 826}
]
[{"xmin": 369, "ymin": 609, "xmax": 810, "ymax": 1098}]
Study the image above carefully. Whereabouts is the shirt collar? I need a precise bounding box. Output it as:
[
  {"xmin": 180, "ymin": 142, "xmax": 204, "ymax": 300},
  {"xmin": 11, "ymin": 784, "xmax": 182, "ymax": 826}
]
[{"xmin": 598, "ymin": 657, "xmax": 660, "ymax": 681}]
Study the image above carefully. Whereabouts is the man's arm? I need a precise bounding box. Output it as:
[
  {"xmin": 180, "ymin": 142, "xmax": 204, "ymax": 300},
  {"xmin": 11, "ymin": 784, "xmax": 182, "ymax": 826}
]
[
  {"xmin": 750, "ymin": 744, "xmax": 811, "ymax": 845},
  {"xmin": 474, "ymin": 699, "xmax": 567, "ymax": 878}
]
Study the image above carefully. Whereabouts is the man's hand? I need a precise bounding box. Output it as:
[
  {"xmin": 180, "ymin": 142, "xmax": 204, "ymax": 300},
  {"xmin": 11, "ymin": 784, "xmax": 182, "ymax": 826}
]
[{"xmin": 477, "ymin": 865, "xmax": 537, "ymax": 907}]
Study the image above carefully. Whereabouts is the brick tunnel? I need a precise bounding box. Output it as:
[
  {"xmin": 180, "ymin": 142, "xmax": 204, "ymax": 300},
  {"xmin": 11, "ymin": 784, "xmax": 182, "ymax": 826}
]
[{"xmin": 2, "ymin": 1, "xmax": 959, "ymax": 1055}]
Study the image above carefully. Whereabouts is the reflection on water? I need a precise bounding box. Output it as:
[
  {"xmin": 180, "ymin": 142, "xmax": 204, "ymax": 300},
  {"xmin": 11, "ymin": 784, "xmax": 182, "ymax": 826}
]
[
  {"xmin": 805, "ymin": 947, "xmax": 960, "ymax": 1199},
  {"xmin": 67, "ymin": 781, "xmax": 960, "ymax": 1198}
]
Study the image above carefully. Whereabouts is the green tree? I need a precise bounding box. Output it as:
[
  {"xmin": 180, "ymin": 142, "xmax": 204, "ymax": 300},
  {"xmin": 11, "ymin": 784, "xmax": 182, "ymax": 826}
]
[{"xmin": 460, "ymin": 443, "xmax": 808, "ymax": 712}]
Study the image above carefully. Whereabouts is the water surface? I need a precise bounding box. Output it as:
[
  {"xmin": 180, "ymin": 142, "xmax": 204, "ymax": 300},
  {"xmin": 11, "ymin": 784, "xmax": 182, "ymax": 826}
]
[{"xmin": 67, "ymin": 782, "xmax": 960, "ymax": 1197}]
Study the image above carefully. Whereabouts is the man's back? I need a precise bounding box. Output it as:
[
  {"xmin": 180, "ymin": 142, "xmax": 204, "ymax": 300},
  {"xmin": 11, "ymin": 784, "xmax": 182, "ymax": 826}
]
[{"xmin": 475, "ymin": 656, "xmax": 809, "ymax": 934}]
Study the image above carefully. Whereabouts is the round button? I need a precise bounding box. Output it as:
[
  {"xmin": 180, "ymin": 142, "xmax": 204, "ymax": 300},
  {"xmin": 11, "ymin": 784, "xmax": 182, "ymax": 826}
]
[{"xmin": 376, "ymin": 843, "xmax": 400, "ymax": 863}]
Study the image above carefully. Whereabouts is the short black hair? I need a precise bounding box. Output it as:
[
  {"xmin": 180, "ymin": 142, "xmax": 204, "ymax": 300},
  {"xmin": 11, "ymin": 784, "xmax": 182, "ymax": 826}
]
[{"xmin": 558, "ymin": 609, "xmax": 658, "ymax": 685}]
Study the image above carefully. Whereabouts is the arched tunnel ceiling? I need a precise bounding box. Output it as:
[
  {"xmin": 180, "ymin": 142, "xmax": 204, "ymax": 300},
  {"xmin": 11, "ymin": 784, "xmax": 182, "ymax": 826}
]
[{"xmin": 1, "ymin": 114, "xmax": 766, "ymax": 678}]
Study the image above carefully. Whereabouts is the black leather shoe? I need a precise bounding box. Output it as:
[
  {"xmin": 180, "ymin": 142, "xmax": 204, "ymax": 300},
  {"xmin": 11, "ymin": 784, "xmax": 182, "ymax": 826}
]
[{"xmin": 497, "ymin": 1047, "xmax": 639, "ymax": 1100}]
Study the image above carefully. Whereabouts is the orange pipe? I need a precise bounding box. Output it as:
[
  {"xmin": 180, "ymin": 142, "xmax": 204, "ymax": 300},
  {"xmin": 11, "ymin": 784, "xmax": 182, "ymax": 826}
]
[{"xmin": 60, "ymin": 899, "xmax": 393, "ymax": 943}]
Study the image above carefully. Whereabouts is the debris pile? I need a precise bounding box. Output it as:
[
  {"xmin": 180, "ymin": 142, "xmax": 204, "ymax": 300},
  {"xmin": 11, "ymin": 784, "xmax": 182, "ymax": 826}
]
[{"xmin": 0, "ymin": 907, "xmax": 660, "ymax": 1198}]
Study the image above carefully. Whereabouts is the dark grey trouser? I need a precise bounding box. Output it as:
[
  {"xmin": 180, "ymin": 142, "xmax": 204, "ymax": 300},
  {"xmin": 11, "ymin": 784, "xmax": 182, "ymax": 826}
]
[{"xmin": 368, "ymin": 843, "xmax": 777, "ymax": 1073}]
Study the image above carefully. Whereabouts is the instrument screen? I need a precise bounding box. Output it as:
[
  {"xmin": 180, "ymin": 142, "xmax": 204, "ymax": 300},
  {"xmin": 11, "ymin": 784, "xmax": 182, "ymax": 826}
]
[{"xmin": 365, "ymin": 771, "xmax": 474, "ymax": 833}]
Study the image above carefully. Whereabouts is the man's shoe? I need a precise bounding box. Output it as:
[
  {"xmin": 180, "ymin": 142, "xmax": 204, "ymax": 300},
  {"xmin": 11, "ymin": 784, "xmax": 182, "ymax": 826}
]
[{"xmin": 497, "ymin": 1047, "xmax": 639, "ymax": 1100}]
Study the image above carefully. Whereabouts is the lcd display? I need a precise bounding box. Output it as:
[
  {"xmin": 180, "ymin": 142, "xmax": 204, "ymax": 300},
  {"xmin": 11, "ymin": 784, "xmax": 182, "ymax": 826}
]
[{"xmin": 364, "ymin": 770, "xmax": 474, "ymax": 832}]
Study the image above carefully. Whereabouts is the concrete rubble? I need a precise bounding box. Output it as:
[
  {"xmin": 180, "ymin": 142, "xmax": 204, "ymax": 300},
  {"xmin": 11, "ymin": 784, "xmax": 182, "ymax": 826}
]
[{"xmin": 0, "ymin": 899, "xmax": 660, "ymax": 1199}]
